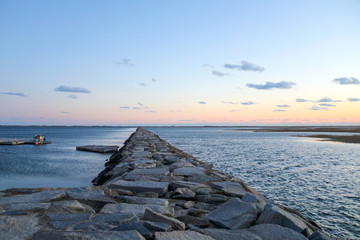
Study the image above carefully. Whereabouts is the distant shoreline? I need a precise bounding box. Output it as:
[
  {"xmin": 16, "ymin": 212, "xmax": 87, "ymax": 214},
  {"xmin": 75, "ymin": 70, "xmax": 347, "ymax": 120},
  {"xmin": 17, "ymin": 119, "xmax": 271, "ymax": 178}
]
[{"xmin": 296, "ymin": 134, "xmax": 360, "ymax": 144}]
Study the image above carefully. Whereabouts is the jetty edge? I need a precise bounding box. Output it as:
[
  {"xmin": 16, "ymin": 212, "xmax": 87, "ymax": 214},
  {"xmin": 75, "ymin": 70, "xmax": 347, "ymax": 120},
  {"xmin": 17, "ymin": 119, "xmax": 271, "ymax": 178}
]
[{"xmin": 0, "ymin": 127, "xmax": 334, "ymax": 240}]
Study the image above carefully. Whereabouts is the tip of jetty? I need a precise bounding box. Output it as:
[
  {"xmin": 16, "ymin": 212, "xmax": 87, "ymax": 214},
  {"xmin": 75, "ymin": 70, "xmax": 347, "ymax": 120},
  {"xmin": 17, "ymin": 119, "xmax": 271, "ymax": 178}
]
[{"xmin": 0, "ymin": 127, "xmax": 334, "ymax": 240}]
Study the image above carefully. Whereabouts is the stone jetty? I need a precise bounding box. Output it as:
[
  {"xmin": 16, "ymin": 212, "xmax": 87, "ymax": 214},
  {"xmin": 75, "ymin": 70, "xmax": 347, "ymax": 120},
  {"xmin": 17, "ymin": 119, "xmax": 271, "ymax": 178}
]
[{"xmin": 0, "ymin": 127, "xmax": 334, "ymax": 240}]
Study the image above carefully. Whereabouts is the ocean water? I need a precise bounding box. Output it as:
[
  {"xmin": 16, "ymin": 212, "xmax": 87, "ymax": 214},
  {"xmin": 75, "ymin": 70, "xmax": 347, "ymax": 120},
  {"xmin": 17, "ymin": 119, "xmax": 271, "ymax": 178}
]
[
  {"xmin": 0, "ymin": 126, "xmax": 135, "ymax": 189},
  {"xmin": 147, "ymin": 127, "xmax": 360, "ymax": 239},
  {"xmin": 0, "ymin": 126, "xmax": 359, "ymax": 239}
]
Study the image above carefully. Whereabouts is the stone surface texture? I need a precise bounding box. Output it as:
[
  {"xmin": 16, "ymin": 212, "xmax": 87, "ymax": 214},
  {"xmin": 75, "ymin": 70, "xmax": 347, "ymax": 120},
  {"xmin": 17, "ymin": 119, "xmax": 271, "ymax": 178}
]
[{"xmin": 0, "ymin": 127, "xmax": 334, "ymax": 240}]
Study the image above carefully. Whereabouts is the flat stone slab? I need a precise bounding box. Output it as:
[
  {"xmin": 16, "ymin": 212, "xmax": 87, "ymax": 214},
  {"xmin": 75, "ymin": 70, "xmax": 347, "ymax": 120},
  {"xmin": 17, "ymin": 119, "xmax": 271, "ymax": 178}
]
[
  {"xmin": 155, "ymin": 230, "xmax": 215, "ymax": 240},
  {"xmin": 0, "ymin": 215, "xmax": 41, "ymax": 240},
  {"xmin": 65, "ymin": 187, "xmax": 115, "ymax": 204},
  {"xmin": 206, "ymin": 198, "xmax": 257, "ymax": 229},
  {"xmin": 173, "ymin": 167, "xmax": 206, "ymax": 176},
  {"xmin": 248, "ymin": 224, "xmax": 308, "ymax": 240},
  {"xmin": 170, "ymin": 181, "xmax": 208, "ymax": 191},
  {"xmin": 29, "ymin": 230, "xmax": 146, "ymax": 240},
  {"xmin": 0, "ymin": 190, "xmax": 66, "ymax": 205},
  {"xmin": 203, "ymin": 228, "xmax": 262, "ymax": 240},
  {"xmin": 209, "ymin": 181, "xmax": 247, "ymax": 197},
  {"xmin": 109, "ymin": 180, "xmax": 169, "ymax": 197},
  {"xmin": 257, "ymin": 204, "xmax": 308, "ymax": 233},
  {"xmin": 76, "ymin": 145, "xmax": 119, "ymax": 153},
  {"xmin": 116, "ymin": 195, "xmax": 169, "ymax": 206},
  {"xmin": 143, "ymin": 208, "xmax": 186, "ymax": 230},
  {"xmin": 100, "ymin": 203, "xmax": 174, "ymax": 217},
  {"xmin": 125, "ymin": 167, "xmax": 170, "ymax": 181}
]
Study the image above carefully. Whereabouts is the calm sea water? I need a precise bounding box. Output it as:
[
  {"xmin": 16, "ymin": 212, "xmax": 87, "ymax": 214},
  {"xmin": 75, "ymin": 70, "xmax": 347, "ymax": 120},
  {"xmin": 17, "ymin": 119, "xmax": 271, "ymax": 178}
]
[
  {"xmin": 0, "ymin": 126, "xmax": 359, "ymax": 239},
  {"xmin": 0, "ymin": 126, "xmax": 135, "ymax": 189},
  {"xmin": 147, "ymin": 127, "xmax": 360, "ymax": 240}
]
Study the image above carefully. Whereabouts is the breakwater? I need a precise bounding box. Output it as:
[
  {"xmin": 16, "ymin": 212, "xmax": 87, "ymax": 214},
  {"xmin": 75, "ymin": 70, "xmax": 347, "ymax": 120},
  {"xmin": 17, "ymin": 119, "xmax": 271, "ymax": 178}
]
[{"xmin": 0, "ymin": 127, "xmax": 334, "ymax": 239}]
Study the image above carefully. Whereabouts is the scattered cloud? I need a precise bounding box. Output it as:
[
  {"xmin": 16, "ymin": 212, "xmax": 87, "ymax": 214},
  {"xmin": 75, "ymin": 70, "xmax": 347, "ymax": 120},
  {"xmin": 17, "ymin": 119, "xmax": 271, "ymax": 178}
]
[
  {"xmin": 317, "ymin": 97, "xmax": 341, "ymax": 103},
  {"xmin": 132, "ymin": 107, "xmax": 140, "ymax": 110},
  {"xmin": 274, "ymin": 110, "xmax": 287, "ymax": 112},
  {"xmin": 151, "ymin": 78, "xmax": 157, "ymax": 82},
  {"xmin": 296, "ymin": 98, "xmax": 309, "ymax": 103},
  {"xmin": 180, "ymin": 119, "xmax": 195, "ymax": 122},
  {"xmin": 139, "ymin": 83, "xmax": 146, "ymax": 87},
  {"xmin": 68, "ymin": 95, "xmax": 77, "ymax": 99},
  {"xmin": 146, "ymin": 110, "xmax": 157, "ymax": 113},
  {"xmin": 308, "ymin": 106, "xmax": 328, "ymax": 111},
  {"xmin": 198, "ymin": 101, "xmax": 207, "ymax": 105},
  {"xmin": 319, "ymin": 103, "xmax": 336, "ymax": 107},
  {"xmin": 116, "ymin": 58, "xmax": 135, "ymax": 67},
  {"xmin": 120, "ymin": 106, "xmax": 130, "ymax": 109},
  {"xmin": 224, "ymin": 61, "xmax": 264, "ymax": 72},
  {"xmin": 54, "ymin": 85, "xmax": 91, "ymax": 94},
  {"xmin": 138, "ymin": 102, "xmax": 144, "ymax": 106},
  {"xmin": 222, "ymin": 101, "xmax": 238, "ymax": 105},
  {"xmin": 202, "ymin": 64, "xmax": 214, "ymax": 68},
  {"xmin": 333, "ymin": 77, "xmax": 360, "ymax": 85},
  {"xmin": 348, "ymin": 98, "xmax": 360, "ymax": 102},
  {"xmin": 0, "ymin": 92, "xmax": 27, "ymax": 97},
  {"xmin": 247, "ymin": 81, "xmax": 296, "ymax": 90},
  {"xmin": 212, "ymin": 71, "xmax": 229, "ymax": 77},
  {"xmin": 61, "ymin": 111, "xmax": 69, "ymax": 114},
  {"xmin": 277, "ymin": 104, "xmax": 290, "ymax": 108},
  {"xmin": 229, "ymin": 110, "xmax": 240, "ymax": 112},
  {"xmin": 241, "ymin": 101, "xmax": 255, "ymax": 105}
]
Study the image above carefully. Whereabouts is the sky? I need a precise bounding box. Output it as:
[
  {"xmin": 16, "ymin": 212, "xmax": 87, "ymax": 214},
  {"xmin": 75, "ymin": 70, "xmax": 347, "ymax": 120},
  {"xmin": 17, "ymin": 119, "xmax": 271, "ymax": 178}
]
[{"xmin": 0, "ymin": 0, "xmax": 359, "ymax": 126}]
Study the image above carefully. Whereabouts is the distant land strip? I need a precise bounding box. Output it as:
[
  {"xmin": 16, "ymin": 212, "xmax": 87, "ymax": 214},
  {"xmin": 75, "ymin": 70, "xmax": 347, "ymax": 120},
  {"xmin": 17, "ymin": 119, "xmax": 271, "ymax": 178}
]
[
  {"xmin": 235, "ymin": 126, "xmax": 360, "ymax": 133},
  {"xmin": 297, "ymin": 134, "xmax": 360, "ymax": 144}
]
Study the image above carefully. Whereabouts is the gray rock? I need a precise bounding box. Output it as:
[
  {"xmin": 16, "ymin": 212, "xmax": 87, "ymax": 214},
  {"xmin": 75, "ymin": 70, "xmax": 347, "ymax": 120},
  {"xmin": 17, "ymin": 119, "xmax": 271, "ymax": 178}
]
[
  {"xmin": 248, "ymin": 224, "xmax": 308, "ymax": 240},
  {"xmin": 163, "ymin": 155, "xmax": 180, "ymax": 164},
  {"xmin": 65, "ymin": 187, "xmax": 115, "ymax": 204},
  {"xmin": 183, "ymin": 201, "xmax": 195, "ymax": 209},
  {"xmin": 92, "ymin": 213, "xmax": 138, "ymax": 225},
  {"xmin": 187, "ymin": 174, "xmax": 222, "ymax": 183},
  {"xmin": 143, "ymin": 208, "xmax": 186, "ymax": 230},
  {"xmin": 203, "ymin": 228, "xmax": 262, "ymax": 240},
  {"xmin": 1, "ymin": 202, "xmax": 51, "ymax": 213},
  {"xmin": 109, "ymin": 180, "xmax": 169, "ymax": 197},
  {"xmin": 170, "ymin": 181, "xmax": 208, "ymax": 191},
  {"xmin": 0, "ymin": 215, "xmax": 41, "ymax": 240},
  {"xmin": 100, "ymin": 203, "xmax": 174, "ymax": 217},
  {"xmin": 143, "ymin": 221, "xmax": 172, "ymax": 232},
  {"xmin": 257, "ymin": 204, "xmax": 308, "ymax": 233},
  {"xmin": 155, "ymin": 230, "xmax": 215, "ymax": 240},
  {"xmin": 194, "ymin": 202, "xmax": 217, "ymax": 211},
  {"xmin": 48, "ymin": 220, "xmax": 79, "ymax": 230},
  {"xmin": 117, "ymin": 195, "xmax": 168, "ymax": 206},
  {"xmin": 242, "ymin": 193, "xmax": 268, "ymax": 213},
  {"xmin": 197, "ymin": 194, "xmax": 228, "ymax": 204},
  {"xmin": 0, "ymin": 190, "xmax": 66, "ymax": 205},
  {"xmin": 177, "ymin": 215, "xmax": 210, "ymax": 227},
  {"xmin": 49, "ymin": 200, "xmax": 95, "ymax": 213},
  {"xmin": 196, "ymin": 188, "xmax": 213, "ymax": 195},
  {"xmin": 130, "ymin": 159, "xmax": 157, "ymax": 169},
  {"xmin": 113, "ymin": 222, "xmax": 152, "ymax": 239},
  {"xmin": 308, "ymin": 230, "xmax": 334, "ymax": 240},
  {"xmin": 210, "ymin": 181, "xmax": 247, "ymax": 197},
  {"xmin": 46, "ymin": 212, "xmax": 92, "ymax": 222},
  {"xmin": 206, "ymin": 198, "xmax": 257, "ymax": 229},
  {"xmin": 173, "ymin": 167, "xmax": 206, "ymax": 176},
  {"xmin": 172, "ymin": 188, "xmax": 196, "ymax": 199},
  {"xmin": 125, "ymin": 167, "xmax": 170, "ymax": 181},
  {"xmin": 131, "ymin": 150, "xmax": 152, "ymax": 158},
  {"xmin": 29, "ymin": 230, "xmax": 146, "ymax": 240},
  {"xmin": 73, "ymin": 221, "xmax": 114, "ymax": 231}
]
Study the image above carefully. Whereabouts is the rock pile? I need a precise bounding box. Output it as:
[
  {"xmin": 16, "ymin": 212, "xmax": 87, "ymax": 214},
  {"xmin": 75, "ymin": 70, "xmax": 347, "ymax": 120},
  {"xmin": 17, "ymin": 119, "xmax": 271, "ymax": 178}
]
[{"xmin": 0, "ymin": 127, "xmax": 334, "ymax": 240}]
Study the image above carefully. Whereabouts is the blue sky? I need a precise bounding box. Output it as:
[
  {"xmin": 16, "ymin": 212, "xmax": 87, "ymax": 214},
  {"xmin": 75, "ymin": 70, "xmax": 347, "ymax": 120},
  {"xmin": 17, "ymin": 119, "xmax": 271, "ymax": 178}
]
[{"xmin": 0, "ymin": 0, "xmax": 359, "ymax": 125}]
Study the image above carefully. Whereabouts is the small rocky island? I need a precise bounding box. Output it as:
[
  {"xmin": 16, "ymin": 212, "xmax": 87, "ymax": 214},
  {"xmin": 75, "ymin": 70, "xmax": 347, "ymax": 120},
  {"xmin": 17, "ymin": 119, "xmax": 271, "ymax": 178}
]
[{"xmin": 0, "ymin": 127, "xmax": 334, "ymax": 239}]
